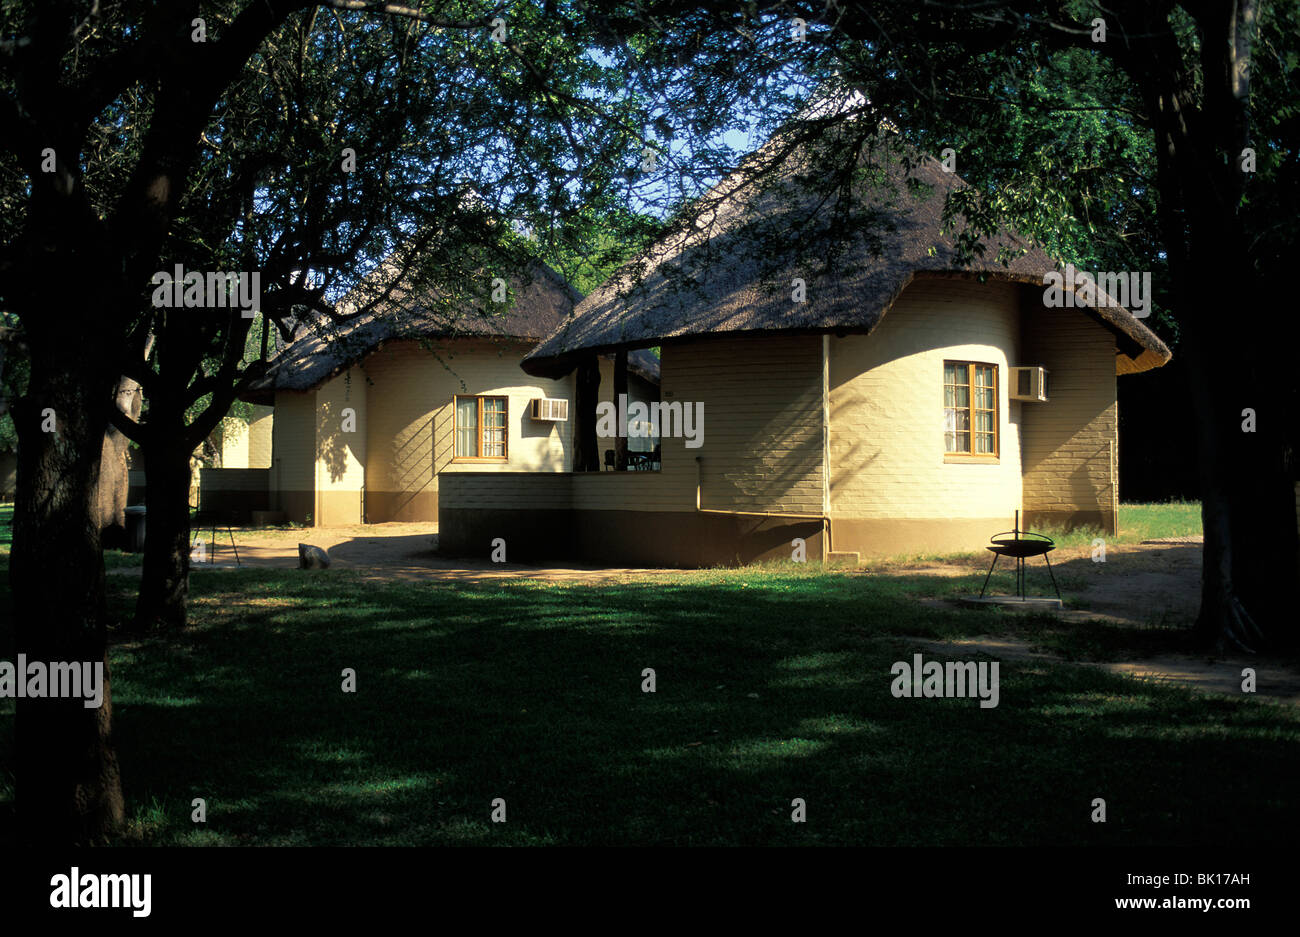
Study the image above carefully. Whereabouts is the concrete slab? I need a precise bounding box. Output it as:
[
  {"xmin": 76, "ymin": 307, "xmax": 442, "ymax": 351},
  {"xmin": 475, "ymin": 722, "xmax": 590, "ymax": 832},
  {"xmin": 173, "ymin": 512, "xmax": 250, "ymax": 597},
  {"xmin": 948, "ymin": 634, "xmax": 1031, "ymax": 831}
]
[{"xmin": 957, "ymin": 595, "xmax": 1064, "ymax": 611}]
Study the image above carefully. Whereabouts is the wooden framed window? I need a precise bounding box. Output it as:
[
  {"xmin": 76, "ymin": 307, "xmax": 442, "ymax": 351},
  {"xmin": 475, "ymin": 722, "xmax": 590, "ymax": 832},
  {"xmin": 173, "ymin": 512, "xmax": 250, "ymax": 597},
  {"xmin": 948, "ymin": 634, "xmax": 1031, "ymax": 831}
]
[
  {"xmin": 943, "ymin": 361, "xmax": 998, "ymax": 460},
  {"xmin": 454, "ymin": 395, "xmax": 508, "ymax": 461}
]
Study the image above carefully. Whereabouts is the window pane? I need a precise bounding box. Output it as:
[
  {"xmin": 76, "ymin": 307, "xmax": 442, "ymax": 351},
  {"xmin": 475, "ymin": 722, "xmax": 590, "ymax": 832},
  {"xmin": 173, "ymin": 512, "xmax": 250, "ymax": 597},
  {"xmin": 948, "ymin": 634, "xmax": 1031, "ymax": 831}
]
[
  {"xmin": 975, "ymin": 366, "xmax": 994, "ymax": 387},
  {"xmin": 482, "ymin": 398, "xmax": 506, "ymax": 458},
  {"xmin": 976, "ymin": 432, "xmax": 994, "ymax": 454},
  {"xmin": 976, "ymin": 409, "xmax": 994, "ymax": 434},
  {"xmin": 944, "ymin": 363, "xmax": 957, "ymax": 384},
  {"xmin": 456, "ymin": 398, "xmax": 477, "ymax": 457},
  {"xmin": 956, "ymin": 432, "xmax": 970, "ymax": 452},
  {"xmin": 944, "ymin": 431, "xmax": 957, "ymax": 452},
  {"xmin": 976, "ymin": 386, "xmax": 994, "ymax": 410},
  {"xmin": 954, "ymin": 409, "xmax": 970, "ymax": 432}
]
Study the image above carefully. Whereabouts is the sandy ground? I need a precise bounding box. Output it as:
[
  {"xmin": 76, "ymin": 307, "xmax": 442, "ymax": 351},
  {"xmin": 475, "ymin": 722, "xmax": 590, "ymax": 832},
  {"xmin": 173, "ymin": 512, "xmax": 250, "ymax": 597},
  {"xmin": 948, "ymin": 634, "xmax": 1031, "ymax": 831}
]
[
  {"xmin": 109, "ymin": 525, "xmax": 1297, "ymax": 704},
  {"xmin": 116, "ymin": 522, "xmax": 681, "ymax": 584},
  {"xmin": 873, "ymin": 538, "xmax": 1300, "ymax": 705},
  {"xmin": 911, "ymin": 635, "xmax": 1300, "ymax": 706},
  {"xmin": 870, "ymin": 539, "xmax": 1204, "ymax": 627}
]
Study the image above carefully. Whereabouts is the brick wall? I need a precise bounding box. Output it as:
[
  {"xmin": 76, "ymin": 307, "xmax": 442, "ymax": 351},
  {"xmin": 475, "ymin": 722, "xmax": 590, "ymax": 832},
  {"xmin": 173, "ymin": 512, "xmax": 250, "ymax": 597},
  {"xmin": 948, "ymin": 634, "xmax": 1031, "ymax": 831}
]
[
  {"xmin": 362, "ymin": 338, "xmax": 574, "ymax": 521},
  {"xmin": 271, "ymin": 389, "xmax": 317, "ymax": 520},
  {"xmin": 829, "ymin": 276, "xmax": 1024, "ymax": 521},
  {"xmin": 576, "ymin": 334, "xmax": 824, "ymax": 514},
  {"xmin": 1020, "ymin": 302, "xmax": 1118, "ymax": 531}
]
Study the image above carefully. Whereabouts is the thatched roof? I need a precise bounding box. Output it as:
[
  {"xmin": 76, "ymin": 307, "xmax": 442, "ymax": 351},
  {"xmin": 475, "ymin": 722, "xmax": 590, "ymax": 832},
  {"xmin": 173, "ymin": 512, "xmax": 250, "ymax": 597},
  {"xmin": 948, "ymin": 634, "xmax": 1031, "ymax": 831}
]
[
  {"xmin": 522, "ymin": 129, "xmax": 1171, "ymax": 379},
  {"xmin": 624, "ymin": 348, "xmax": 662, "ymax": 384},
  {"xmin": 249, "ymin": 261, "xmax": 586, "ymax": 394}
]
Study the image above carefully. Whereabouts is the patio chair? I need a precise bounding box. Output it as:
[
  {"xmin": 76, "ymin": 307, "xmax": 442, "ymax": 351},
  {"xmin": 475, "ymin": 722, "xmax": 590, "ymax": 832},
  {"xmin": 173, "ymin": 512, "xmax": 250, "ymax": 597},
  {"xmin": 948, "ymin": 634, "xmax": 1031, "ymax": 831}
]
[{"xmin": 979, "ymin": 510, "xmax": 1059, "ymax": 600}]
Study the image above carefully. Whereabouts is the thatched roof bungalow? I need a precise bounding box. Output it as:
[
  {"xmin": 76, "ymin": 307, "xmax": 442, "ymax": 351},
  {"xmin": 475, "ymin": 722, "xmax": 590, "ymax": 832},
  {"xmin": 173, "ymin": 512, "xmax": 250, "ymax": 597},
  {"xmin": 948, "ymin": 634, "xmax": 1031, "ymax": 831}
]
[
  {"xmin": 439, "ymin": 122, "xmax": 1170, "ymax": 566},
  {"xmin": 203, "ymin": 261, "xmax": 657, "ymax": 525}
]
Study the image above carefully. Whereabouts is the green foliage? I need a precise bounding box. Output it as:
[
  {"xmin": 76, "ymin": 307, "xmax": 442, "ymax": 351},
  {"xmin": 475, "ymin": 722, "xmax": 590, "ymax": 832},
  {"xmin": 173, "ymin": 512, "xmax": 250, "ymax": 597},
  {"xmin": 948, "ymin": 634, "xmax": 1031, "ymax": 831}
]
[{"xmin": 538, "ymin": 207, "xmax": 663, "ymax": 295}]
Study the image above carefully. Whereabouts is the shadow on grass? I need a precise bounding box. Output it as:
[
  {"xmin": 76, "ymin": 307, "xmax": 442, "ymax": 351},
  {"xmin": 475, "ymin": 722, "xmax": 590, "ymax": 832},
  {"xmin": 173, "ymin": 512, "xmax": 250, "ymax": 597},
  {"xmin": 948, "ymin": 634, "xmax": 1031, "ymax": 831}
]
[{"xmin": 3, "ymin": 564, "xmax": 1273, "ymax": 847}]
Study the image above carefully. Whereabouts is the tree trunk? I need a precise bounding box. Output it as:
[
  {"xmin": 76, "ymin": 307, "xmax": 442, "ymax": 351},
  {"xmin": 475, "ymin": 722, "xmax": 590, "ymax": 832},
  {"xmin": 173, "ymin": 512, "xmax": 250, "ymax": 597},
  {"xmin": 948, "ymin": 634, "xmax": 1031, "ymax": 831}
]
[
  {"xmin": 1142, "ymin": 43, "xmax": 1298, "ymax": 654},
  {"xmin": 133, "ymin": 438, "xmax": 193, "ymax": 631},
  {"xmin": 96, "ymin": 377, "xmax": 142, "ymax": 549},
  {"xmin": 1183, "ymin": 319, "xmax": 1297, "ymax": 654},
  {"xmin": 1172, "ymin": 196, "xmax": 1298, "ymax": 653},
  {"xmin": 10, "ymin": 343, "xmax": 124, "ymax": 845}
]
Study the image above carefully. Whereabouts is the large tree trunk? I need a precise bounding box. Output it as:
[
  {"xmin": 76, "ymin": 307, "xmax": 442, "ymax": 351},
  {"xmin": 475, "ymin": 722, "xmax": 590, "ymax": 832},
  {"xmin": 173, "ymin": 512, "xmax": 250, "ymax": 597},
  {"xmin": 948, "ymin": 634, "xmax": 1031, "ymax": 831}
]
[
  {"xmin": 96, "ymin": 377, "xmax": 142, "ymax": 550},
  {"xmin": 133, "ymin": 437, "xmax": 194, "ymax": 631},
  {"xmin": 1171, "ymin": 174, "xmax": 1297, "ymax": 653},
  {"xmin": 1143, "ymin": 17, "xmax": 1298, "ymax": 654},
  {"xmin": 1182, "ymin": 303, "xmax": 1297, "ymax": 654},
  {"xmin": 10, "ymin": 342, "xmax": 125, "ymax": 845}
]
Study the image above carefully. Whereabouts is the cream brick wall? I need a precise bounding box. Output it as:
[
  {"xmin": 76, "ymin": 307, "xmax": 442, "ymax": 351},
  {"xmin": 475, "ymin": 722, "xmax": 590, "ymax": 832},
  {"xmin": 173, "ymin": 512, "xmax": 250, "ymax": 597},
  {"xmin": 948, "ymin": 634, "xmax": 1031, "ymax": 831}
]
[
  {"xmin": 215, "ymin": 403, "xmax": 274, "ymax": 469},
  {"xmin": 362, "ymin": 338, "xmax": 574, "ymax": 494},
  {"xmin": 271, "ymin": 390, "xmax": 316, "ymax": 498},
  {"xmin": 315, "ymin": 367, "xmax": 367, "ymax": 524},
  {"xmin": 217, "ymin": 419, "xmax": 250, "ymax": 468},
  {"xmin": 270, "ymin": 339, "xmax": 575, "ymax": 523},
  {"xmin": 829, "ymin": 277, "xmax": 1023, "ymax": 520},
  {"xmin": 574, "ymin": 334, "xmax": 824, "ymax": 514},
  {"xmin": 247, "ymin": 404, "xmax": 273, "ymax": 468},
  {"xmin": 1020, "ymin": 305, "xmax": 1118, "ymax": 523}
]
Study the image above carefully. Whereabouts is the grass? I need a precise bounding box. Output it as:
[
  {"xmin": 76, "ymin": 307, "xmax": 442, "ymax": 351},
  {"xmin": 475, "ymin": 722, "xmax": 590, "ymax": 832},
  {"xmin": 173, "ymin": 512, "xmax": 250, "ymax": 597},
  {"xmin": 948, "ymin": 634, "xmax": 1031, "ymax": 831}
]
[
  {"xmin": 1043, "ymin": 499, "xmax": 1201, "ymax": 548},
  {"xmin": 6, "ymin": 498, "xmax": 1295, "ymax": 847},
  {"xmin": 0, "ymin": 503, "xmax": 140, "ymax": 569},
  {"xmin": 879, "ymin": 500, "xmax": 1201, "ymax": 564}
]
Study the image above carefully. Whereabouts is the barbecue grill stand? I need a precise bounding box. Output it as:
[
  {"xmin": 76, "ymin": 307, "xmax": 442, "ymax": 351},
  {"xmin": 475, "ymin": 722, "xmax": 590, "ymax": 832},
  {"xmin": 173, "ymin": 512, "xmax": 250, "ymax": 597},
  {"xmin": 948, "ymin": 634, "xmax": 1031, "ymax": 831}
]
[{"xmin": 978, "ymin": 510, "xmax": 1060, "ymax": 601}]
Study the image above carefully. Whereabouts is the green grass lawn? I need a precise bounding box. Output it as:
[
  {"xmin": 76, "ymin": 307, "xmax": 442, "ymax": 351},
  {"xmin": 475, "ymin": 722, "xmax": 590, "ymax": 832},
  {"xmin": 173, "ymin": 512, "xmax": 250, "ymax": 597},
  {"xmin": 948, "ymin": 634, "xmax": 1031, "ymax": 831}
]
[
  {"xmin": 1043, "ymin": 500, "xmax": 1201, "ymax": 547},
  {"xmin": 880, "ymin": 500, "xmax": 1202, "ymax": 563},
  {"xmin": 6, "ymin": 499, "xmax": 1296, "ymax": 847}
]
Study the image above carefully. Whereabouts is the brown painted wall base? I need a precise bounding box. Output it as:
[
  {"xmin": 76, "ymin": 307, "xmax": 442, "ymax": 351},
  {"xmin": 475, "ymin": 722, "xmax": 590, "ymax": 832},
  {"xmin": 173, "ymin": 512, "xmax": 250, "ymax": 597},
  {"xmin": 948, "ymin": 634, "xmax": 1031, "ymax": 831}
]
[
  {"xmin": 833, "ymin": 512, "xmax": 1113, "ymax": 558},
  {"xmin": 276, "ymin": 490, "xmax": 314, "ymax": 526},
  {"xmin": 440, "ymin": 507, "xmax": 823, "ymax": 567},
  {"xmin": 365, "ymin": 490, "xmax": 438, "ymax": 524},
  {"xmin": 442, "ymin": 506, "xmax": 1116, "ymax": 567},
  {"xmin": 318, "ymin": 490, "xmax": 363, "ymax": 527},
  {"xmin": 831, "ymin": 517, "xmax": 1010, "ymax": 559}
]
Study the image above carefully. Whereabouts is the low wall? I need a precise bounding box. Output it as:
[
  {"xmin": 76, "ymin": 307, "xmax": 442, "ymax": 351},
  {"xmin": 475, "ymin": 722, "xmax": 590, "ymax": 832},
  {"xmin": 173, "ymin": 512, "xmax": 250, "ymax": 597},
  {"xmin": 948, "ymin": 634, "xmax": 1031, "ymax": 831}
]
[
  {"xmin": 199, "ymin": 467, "xmax": 271, "ymax": 522},
  {"xmin": 439, "ymin": 472, "xmax": 823, "ymax": 566}
]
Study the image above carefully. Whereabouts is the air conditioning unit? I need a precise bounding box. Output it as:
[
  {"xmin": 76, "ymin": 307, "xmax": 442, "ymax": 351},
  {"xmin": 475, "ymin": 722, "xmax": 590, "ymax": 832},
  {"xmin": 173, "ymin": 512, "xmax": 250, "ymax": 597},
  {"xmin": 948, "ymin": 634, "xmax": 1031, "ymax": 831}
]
[
  {"xmin": 530, "ymin": 398, "xmax": 569, "ymax": 421},
  {"xmin": 1009, "ymin": 367, "xmax": 1049, "ymax": 402}
]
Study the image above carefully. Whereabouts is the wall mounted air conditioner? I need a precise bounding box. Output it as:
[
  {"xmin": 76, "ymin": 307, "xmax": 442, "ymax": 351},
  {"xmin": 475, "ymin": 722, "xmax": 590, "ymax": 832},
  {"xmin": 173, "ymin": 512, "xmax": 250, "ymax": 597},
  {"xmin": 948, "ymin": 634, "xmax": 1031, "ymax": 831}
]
[
  {"xmin": 1009, "ymin": 367, "xmax": 1049, "ymax": 402},
  {"xmin": 530, "ymin": 398, "xmax": 569, "ymax": 421}
]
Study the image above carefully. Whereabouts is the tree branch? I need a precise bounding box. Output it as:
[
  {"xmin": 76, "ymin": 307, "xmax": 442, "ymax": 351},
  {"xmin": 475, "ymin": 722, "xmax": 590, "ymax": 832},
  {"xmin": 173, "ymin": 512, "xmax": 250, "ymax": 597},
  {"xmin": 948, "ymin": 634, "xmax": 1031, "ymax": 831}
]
[{"xmin": 318, "ymin": 1, "xmax": 499, "ymax": 27}]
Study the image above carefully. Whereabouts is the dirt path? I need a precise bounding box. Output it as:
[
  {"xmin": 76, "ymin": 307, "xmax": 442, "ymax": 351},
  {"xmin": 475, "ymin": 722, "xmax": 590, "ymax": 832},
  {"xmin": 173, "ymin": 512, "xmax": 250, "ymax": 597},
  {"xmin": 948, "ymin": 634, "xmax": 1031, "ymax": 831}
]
[
  {"xmin": 881, "ymin": 539, "xmax": 1300, "ymax": 706},
  {"xmin": 911, "ymin": 635, "xmax": 1300, "ymax": 706},
  {"xmin": 868, "ymin": 540, "xmax": 1203, "ymax": 628},
  {"xmin": 112, "ymin": 521, "xmax": 685, "ymax": 584}
]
